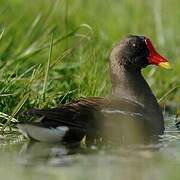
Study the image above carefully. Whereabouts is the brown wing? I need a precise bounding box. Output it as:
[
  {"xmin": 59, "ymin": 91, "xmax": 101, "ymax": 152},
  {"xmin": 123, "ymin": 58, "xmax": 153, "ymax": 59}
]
[
  {"xmin": 23, "ymin": 97, "xmax": 105, "ymax": 130},
  {"xmin": 23, "ymin": 96, "xmax": 146, "ymax": 130},
  {"xmin": 19, "ymin": 97, "xmax": 149, "ymax": 142}
]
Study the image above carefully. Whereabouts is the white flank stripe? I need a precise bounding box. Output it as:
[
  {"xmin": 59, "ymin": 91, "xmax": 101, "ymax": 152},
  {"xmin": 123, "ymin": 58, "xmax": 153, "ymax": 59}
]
[{"xmin": 101, "ymin": 109, "xmax": 143, "ymax": 118}]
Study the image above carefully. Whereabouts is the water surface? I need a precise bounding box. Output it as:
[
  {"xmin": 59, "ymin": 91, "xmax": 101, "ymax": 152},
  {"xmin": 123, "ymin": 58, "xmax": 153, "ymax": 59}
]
[{"xmin": 0, "ymin": 115, "xmax": 180, "ymax": 180}]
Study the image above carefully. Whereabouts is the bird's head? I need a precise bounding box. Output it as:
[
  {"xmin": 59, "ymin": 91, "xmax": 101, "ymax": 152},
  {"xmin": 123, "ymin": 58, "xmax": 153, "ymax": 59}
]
[{"xmin": 110, "ymin": 35, "xmax": 171, "ymax": 71}]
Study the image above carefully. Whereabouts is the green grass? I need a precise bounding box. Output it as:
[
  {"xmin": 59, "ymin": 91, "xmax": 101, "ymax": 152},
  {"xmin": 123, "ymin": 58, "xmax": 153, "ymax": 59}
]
[{"xmin": 0, "ymin": 0, "xmax": 179, "ymax": 127}]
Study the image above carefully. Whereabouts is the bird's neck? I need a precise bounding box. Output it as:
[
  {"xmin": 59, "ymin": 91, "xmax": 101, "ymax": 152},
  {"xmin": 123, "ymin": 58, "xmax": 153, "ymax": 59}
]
[{"xmin": 110, "ymin": 66, "xmax": 160, "ymax": 109}]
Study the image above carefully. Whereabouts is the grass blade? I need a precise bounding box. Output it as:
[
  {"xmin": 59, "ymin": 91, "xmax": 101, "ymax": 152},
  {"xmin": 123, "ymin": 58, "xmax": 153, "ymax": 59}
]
[
  {"xmin": 1, "ymin": 93, "xmax": 29, "ymax": 132},
  {"xmin": 43, "ymin": 33, "xmax": 54, "ymax": 98},
  {"xmin": 158, "ymin": 86, "xmax": 180, "ymax": 103},
  {"xmin": 0, "ymin": 28, "xmax": 5, "ymax": 41},
  {"xmin": 0, "ymin": 112, "xmax": 18, "ymax": 122}
]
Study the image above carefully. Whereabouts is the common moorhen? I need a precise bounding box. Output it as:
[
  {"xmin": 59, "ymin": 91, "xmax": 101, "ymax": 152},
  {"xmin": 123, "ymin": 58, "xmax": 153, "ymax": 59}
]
[{"xmin": 17, "ymin": 35, "xmax": 171, "ymax": 143}]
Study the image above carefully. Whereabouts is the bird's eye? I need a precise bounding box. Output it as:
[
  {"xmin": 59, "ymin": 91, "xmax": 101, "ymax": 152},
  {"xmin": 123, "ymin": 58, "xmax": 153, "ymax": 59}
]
[{"xmin": 132, "ymin": 43, "xmax": 136, "ymax": 47}]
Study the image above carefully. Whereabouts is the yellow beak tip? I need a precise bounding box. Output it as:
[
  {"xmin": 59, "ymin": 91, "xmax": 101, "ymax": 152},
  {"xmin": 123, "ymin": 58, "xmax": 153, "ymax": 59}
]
[{"xmin": 158, "ymin": 62, "xmax": 172, "ymax": 69}]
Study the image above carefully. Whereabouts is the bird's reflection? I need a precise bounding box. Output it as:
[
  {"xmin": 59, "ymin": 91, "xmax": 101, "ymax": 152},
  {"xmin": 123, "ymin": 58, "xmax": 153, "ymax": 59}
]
[
  {"xmin": 17, "ymin": 141, "xmax": 84, "ymax": 166},
  {"xmin": 17, "ymin": 134, "xmax": 163, "ymax": 167}
]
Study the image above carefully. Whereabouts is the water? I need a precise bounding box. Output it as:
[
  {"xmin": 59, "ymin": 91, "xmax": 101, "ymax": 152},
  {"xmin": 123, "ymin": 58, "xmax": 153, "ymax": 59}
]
[{"xmin": 0, "ymin": 116, "xmax": 180, "ymax": 180}]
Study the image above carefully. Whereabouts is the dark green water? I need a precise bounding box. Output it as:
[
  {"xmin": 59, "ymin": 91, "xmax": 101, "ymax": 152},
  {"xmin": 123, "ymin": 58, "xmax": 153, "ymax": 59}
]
[{"xmin": 0, "ymin": 116, "xmax": 180, "ymax": 180}]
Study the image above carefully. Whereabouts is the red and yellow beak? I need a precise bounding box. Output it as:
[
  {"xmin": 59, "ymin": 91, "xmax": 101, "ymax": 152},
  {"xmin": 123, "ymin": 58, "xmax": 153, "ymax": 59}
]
[{"xmin": 144, "ymin": 37, "xmax": 171, "ymax": 69}]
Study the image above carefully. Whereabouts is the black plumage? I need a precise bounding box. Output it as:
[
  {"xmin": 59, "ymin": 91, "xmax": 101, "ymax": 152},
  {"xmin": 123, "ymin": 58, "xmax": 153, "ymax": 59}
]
[{"xmin": 17, "ymin": 35, "xmax": 170, "ymax": 144}]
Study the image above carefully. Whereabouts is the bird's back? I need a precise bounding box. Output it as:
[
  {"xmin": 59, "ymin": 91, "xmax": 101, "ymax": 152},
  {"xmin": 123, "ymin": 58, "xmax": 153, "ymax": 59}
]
[{"xmin": 18, "ymin": 97, "xmax": 161, "ymax": 144}]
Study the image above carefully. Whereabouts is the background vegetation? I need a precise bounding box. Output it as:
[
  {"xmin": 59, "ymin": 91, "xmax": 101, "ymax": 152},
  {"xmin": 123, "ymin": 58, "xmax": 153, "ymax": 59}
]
[{"xmin": 0, "ymin": 0, "xmax": 179, "ymax": 127}]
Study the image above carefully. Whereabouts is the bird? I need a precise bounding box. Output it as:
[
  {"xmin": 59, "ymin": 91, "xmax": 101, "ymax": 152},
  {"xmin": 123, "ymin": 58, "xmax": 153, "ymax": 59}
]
[{"xmin": 17, "ymin": 35, "xmax": 171, "ymax": 144}]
